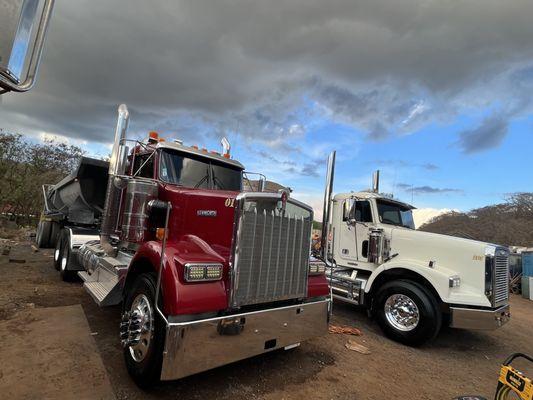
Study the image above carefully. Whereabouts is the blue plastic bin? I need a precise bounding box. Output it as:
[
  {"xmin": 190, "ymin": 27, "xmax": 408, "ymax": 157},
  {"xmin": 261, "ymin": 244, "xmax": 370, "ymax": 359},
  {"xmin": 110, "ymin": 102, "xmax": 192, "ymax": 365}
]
[{"xmin": 523, "ymin": 251, "xmax": 533, "ymax": 277}]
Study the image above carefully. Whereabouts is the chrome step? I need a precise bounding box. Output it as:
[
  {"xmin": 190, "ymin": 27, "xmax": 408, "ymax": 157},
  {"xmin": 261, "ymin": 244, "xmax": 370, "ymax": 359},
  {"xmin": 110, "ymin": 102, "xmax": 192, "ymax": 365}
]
[
  {"xmin": 77, "ymin": 244, "xmax": 133, "ymax": 307},
  {"xmin": 79, "ymin": 266, "xmax": 122, "ymax": 306}
]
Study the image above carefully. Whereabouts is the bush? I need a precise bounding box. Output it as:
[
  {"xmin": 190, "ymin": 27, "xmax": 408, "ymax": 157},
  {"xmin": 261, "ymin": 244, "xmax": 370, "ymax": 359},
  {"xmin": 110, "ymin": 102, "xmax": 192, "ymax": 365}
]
[{"xmin": 0, "ymin": 131, "xmax": 84, "ymax": 226}]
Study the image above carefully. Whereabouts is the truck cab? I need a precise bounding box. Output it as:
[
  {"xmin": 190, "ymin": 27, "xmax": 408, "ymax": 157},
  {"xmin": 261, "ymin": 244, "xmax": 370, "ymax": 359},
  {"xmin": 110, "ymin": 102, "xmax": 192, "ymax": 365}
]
[{"xmin": 322, "ymin": 155, "xmax": 511, "ymax": 345}]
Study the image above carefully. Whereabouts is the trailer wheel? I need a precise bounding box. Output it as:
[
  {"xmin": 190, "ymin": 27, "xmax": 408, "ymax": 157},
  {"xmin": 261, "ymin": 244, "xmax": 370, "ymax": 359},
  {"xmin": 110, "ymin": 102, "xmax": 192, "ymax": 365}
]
[
  {"xmin": 122, "ymin": 273, "xmax": 164, "ymax": 388},
  {"xmin": 50, "ymin": 222, "xmax": 61, "ymax": 248},
  {"xmin": 58, "ymin": 231, "xmax": 76, "ymax": 281},
  {"xmin": 374, "ymin": 280, "xmax": 441, "ymax": 346},
  {"xmin": 53, "ymin": 234, "xmax": 62, "ymax": 271},
  {"xmin": 36, "ymin": 219, "xmax": 53, "ymax": 248}
]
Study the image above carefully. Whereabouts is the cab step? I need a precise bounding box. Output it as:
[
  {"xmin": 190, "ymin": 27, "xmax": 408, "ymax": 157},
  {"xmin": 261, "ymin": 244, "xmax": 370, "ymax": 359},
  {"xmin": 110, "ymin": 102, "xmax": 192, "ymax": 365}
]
[
  {"xmin": 79, "ymin": 268, "xmax": 122, "ymax": 306},
  {"xmin": 77, "ymin": 249, "xmax": 132, "ymax": 307}
]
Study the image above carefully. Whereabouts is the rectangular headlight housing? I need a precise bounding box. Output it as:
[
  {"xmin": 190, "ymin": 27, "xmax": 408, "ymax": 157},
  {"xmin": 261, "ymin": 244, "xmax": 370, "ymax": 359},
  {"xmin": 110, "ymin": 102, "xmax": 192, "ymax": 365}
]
[
  {"xmin": 309, "ymin": 261, "xmax": 326, "ymax": 275},
  {"xmin": 449, "ymin": 275, "xmax": 461, "ymax": 288},
  {"xmin": 184, "ymin": 263, "xmax": 223, "ymax": 282}
]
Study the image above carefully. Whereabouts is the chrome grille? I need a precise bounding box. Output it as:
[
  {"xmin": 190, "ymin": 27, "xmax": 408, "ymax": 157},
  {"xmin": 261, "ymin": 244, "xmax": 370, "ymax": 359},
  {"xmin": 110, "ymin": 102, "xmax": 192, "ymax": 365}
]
[
  {"xmin": 231, "ymin": 196, "xmax": 313, "ymax": 307},
  {"xmin": 493, "ymin": 251, "xmax": 509, "ymax": 306}
]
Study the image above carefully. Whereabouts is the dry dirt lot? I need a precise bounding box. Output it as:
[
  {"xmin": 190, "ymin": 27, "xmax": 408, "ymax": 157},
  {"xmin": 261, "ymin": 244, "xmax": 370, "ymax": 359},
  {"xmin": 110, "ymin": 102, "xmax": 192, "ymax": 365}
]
[{"xmin": 1, "ymin": 239, "xmax": 532, "ymax": 400}]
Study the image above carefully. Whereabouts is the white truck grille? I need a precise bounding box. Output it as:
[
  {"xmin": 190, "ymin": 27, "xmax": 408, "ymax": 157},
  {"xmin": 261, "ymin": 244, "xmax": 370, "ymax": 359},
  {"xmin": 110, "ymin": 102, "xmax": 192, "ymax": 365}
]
[
  {"xmin": 230, "ymin": 196, "xmax": 313, "ymax": 307},
  {"xmin": 493, "ymin": 252, "xmax": 509, "ymax": 306}
]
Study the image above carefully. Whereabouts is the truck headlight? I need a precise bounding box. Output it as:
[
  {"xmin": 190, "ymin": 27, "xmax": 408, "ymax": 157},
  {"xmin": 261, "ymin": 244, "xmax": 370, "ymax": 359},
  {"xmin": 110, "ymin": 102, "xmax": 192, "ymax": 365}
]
[
  {"xmin": 309, "ymin": 262, "xmax": 326, "ymax": 275},
  {"xmin": 184, "ymin": 263, "xmax": 223, "ymax": 282},
  {"xmin": 485, "ymin": 246, "xmax": 496, "ymax": 300},
  {"xmin": 449, "ymin": 275, "xmax": 461, "ymax": 288}
]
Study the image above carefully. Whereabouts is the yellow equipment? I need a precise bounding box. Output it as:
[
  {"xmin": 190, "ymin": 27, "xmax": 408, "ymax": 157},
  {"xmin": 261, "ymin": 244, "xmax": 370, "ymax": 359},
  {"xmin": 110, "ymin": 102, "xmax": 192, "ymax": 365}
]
[{"xmin": 495, "ymin": 353, "xmax": 533, "ymax": 400}]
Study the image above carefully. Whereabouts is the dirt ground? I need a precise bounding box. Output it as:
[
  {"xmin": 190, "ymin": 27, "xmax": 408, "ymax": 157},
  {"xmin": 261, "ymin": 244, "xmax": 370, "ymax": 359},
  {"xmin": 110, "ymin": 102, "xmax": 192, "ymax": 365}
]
[{"xmin": 1, "ymin": 239, "xmax": 532, "ymax": 400}]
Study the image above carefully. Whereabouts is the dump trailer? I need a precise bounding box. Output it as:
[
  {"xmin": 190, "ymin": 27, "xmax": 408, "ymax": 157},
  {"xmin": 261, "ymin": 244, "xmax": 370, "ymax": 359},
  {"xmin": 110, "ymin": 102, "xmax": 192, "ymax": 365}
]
[
  {"xmin": 319, "ymin": 152, "xmax": 511, "ymax": 345},
  {"xmin": 38, "ymin": 104, "xmax": 330, "ymax": 387},
  {"xmin": 36, "ymin": 157, "xmax": 110, "ymax": 279}
]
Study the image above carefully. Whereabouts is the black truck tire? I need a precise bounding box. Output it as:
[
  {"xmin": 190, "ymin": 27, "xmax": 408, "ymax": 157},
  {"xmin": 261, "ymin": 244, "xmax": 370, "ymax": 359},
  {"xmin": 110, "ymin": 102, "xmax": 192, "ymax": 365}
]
[
  {"xmin": 58, "ymin": 230, "xmax": 76, "ymax": 281},
  {"xmin": 36, "ymin": 219, "xmax": 53, "ymax": 248},
  {"xmin": 122, "ymin": 273, "xmax": 165, "ymax": 388},
  {"xmin": 49, "ymin": 222, "xmax": 61, "ymax": 248},
  {"xmin": 374, "ymin": 279, "xmax": 441, "ymax": 346},
  {"xmin": 53, "ymin": 232, "xmax": 63, "ymax": 271}
]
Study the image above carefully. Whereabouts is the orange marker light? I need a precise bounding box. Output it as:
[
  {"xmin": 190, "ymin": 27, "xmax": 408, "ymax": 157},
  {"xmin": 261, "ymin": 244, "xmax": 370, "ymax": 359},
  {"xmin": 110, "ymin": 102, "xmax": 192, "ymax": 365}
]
[
  {"xmin": 156, "ymin": 228, "xmax": 167, "ymax": 241},
  {"xmin": 148, "ymin": 131, "xmax": 160, "ymax": 144}
]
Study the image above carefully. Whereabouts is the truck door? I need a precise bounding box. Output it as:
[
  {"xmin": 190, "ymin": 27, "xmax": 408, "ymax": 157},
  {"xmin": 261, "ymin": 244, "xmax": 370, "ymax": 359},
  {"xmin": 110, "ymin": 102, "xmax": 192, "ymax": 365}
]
[
  {"xmin": 337, "ymin": 199, "xmax": 373, "ymax": 266},
  {"xmin": 352, "ymin": 200, "xmax": 374, "ymax": 270}
]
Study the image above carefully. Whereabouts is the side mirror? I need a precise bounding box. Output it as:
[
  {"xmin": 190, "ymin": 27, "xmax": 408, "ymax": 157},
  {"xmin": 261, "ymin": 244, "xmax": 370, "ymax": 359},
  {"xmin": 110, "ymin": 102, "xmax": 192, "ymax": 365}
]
[
  {"xmin": 0, "ymin": 0, "xmax": 55, "ymax": 93},
  {"xmin": 343, "ymin": 198, "xmax": 356, "ymax": 221}
]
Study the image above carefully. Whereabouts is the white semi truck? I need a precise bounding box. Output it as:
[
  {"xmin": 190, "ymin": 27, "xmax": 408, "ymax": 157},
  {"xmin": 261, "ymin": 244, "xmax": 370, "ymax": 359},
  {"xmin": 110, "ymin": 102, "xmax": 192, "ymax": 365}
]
[{"xmin": 320, "ymin": 152, "xmax": 511, "ymax": 345}]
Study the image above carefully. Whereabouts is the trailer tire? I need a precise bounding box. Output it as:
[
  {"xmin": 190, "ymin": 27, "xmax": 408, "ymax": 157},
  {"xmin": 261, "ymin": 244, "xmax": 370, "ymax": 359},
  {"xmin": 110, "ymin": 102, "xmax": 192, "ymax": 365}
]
[
  {"xmin": 58, "ymin": 231, "xmax": 76, "ymax": 281},
  {"xmin": 374, "ymin": 279, "xmax": 441, "ymax": 346},
  {"xmin": 122, "ymin": 273, "xmax": 164, "ymax": 388},
  {"xmin": 50, "ymin": 222, "xmax": 61, "ymax": 248},
  {"xmin": 53, "ymin": 233, "xmax": 62, "ymax": 271},
  {"xmin": 36, "ymin": 219, "xmax": 53, "ymax": 248}
]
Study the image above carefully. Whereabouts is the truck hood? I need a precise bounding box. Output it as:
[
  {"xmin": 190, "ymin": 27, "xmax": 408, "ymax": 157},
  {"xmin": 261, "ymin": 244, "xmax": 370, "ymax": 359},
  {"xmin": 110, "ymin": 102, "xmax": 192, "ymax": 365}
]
[
  {"xmin": 390, "ymin": 227, "xmax": 492, "ymax": 265},
  {"xmin": 389, "ymin": 227, "xmax": 493, "ymax": 290},
  {"xmin": 159, "ymin": 185, "xmax": 239, "ymax": 262}
]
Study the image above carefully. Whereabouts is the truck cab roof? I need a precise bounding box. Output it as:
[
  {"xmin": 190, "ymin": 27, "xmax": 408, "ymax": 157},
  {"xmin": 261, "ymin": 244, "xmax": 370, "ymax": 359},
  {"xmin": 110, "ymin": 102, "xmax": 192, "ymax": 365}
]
[
  {"xmin": 156, "ymin": 141, "xmax": 245, "ymax": 170},
  {"xmin": 333, "ymin": 191, "xmax": 416, "ymax": 210}
]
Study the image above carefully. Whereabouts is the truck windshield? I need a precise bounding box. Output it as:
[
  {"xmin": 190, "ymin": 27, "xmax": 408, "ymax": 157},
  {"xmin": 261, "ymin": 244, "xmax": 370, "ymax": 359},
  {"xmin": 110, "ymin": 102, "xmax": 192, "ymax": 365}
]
[
  {"xmin": 376, "ymin": 200, "xmax": 415, "ymax": 229},
  {"xmin": 160, "ymin": 150, "xmax": 242, "ymax": 190}
]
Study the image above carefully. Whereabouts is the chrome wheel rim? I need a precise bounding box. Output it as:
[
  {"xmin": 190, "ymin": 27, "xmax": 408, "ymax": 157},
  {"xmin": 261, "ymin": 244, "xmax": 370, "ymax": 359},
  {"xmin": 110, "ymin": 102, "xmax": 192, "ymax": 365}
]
[
  {"xmin": 384, "ymin": 294, "xmax": 420, "ymax": 331},
  {"xmin": 128, "ymin": 294, "xmax": 154, "ymax": 362},
  {"xmin": 54, "ymin": 248, "xmax": 60, "ymax": 262},
  {"xmin": 61, "ymin": 255, "xmax": 67, "ymax": 271}
]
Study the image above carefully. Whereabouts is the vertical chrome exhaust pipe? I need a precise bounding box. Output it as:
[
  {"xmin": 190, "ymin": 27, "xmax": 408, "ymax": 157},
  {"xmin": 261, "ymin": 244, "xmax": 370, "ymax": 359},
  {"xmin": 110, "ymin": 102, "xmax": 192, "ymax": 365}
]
[
  {"xmin": 101, "ymin": 104, "xmax": 130, "ymax": 254},
  {"xmin": 372, "ymin": 170, "xmax": 380, "ymax": 193},
  {"xmin": 320, "ymin": 151, "xmax": 336, "ymax": 262}
]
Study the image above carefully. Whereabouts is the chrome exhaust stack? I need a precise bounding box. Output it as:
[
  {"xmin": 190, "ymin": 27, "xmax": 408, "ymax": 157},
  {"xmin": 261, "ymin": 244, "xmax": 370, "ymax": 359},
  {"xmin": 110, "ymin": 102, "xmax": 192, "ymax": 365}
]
[
  {"xmin": 372, "ymin": 170, "xmax": 380, "ymax": 193},
  {"xmin": 101, "ymin": 104, "xmax": 130, "ymax": 254},
  {"xmin": 320, "ymin": 151, "xmax": 336, "ymax": 263}
]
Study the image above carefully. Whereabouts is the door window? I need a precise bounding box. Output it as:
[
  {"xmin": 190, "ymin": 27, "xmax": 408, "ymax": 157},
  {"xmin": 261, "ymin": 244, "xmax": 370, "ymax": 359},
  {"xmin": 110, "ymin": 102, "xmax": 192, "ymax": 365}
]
[{"xmin": 353, "ymin": 201, "xmax": 373, "ymax": 222}]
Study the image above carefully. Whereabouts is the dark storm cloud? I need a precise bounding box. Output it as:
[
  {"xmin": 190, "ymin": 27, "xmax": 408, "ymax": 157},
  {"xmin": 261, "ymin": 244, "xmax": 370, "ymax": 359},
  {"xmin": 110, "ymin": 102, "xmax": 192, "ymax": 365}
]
[
  {"xmin": 2, "ymin": 0, "xmax": 533, "ymax": 149},
  {"xmin": 398, "ymin": 183, "xmax": 463, "ymax": 195},
  {"xmin": 422, "ymin": 163, "xmax": 439, "ymax": 171},
  {"xmin": 457, "ymin": 114, "xmax": 509, "ymax": 154}
]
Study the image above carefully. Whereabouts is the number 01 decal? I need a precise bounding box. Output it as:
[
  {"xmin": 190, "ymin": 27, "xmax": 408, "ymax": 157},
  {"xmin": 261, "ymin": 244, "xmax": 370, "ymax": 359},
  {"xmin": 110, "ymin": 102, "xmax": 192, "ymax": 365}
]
[{"xmin": 224, "ymin": 198, "xmax": 235, "ymax": 207}]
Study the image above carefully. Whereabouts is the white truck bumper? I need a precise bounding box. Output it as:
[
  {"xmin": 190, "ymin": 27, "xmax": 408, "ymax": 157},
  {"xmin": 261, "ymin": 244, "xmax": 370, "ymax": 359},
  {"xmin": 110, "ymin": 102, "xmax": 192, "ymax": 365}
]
[
  {"xmin": 449, "ymin": 304, "xmax": 510, "ymax": 330},
  {"xmin": 160, "ymin": 298, "xmax": 329, "ymax": 381}
]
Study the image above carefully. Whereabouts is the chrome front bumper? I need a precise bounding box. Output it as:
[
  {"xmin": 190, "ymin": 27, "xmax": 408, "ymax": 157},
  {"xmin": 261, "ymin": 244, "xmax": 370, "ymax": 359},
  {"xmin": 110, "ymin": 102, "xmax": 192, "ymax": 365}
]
[
  {"xmin": 160, "ymin": 299, "xmax": 330, "ymax": 381},
  {"xmin": 449, "ymin": 304, "xmax": 510, "ymax": 330}
]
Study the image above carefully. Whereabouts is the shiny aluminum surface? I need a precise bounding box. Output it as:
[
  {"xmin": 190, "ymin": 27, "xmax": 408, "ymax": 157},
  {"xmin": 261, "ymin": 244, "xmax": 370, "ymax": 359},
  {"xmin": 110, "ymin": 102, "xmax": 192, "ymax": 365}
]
[
  {"xmin": 128, "ymin": 294, "xmax": 154, "ymax": 362},
  {"xmin": 160, "ymin": 299, "xmax": 329, "ymax": 381},
  {"xmin": 231, "ymin": 195, "xmax": 313, "ymax": 307},
  {"xmin": 384, "ymin": 294, "xmax": 420, "ymax": 332}
]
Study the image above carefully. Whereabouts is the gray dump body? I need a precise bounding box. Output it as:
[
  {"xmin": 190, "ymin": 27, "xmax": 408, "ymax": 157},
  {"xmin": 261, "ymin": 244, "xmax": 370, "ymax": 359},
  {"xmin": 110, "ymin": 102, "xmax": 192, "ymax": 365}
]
[{"xmin": 44, "ymin": 157, "xmax": 109, "ymax": 226}]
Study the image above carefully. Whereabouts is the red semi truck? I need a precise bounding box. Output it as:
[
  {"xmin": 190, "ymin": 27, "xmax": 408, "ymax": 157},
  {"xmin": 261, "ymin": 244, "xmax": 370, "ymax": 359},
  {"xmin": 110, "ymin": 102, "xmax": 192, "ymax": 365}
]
[{"xmin": 36, "ymin": 104, "xmax": 330, "ymax": 386}]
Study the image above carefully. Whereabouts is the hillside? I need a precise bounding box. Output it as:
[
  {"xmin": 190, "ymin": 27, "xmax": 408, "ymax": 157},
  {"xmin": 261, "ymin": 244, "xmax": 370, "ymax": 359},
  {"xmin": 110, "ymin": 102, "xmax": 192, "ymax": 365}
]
[{"xmin": 419, "ymin": 193, "xmax": 533, "ymax": 247}]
